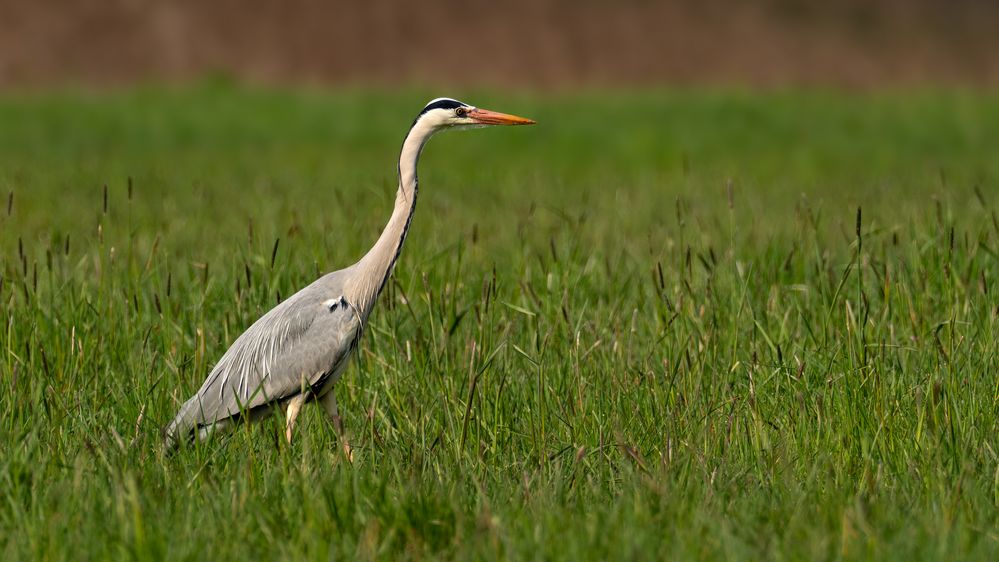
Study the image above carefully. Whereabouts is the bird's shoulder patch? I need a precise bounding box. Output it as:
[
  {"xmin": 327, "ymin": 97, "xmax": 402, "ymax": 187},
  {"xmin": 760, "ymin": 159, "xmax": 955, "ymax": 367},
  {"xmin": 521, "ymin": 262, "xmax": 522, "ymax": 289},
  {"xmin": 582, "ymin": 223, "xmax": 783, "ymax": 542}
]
[{"xmin": 322, "ymin": 296, "xmax": 348, "ymax": 312}]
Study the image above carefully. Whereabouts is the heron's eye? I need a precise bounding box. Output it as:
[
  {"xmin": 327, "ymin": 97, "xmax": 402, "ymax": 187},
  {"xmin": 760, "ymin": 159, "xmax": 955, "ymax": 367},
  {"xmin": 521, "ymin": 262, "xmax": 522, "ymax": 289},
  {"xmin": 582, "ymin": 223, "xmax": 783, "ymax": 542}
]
[{"xmin": 455, "ymin": 107, "xmax": 467, "ymax": 118}]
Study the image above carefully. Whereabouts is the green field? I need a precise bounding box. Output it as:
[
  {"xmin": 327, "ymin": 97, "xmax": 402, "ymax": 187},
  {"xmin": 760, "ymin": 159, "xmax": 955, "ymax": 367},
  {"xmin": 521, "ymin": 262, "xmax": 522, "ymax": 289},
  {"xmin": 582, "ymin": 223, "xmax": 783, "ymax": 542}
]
[{"xmin": 1, "ymin": 86, "xmax": 997, "ymax": 560}]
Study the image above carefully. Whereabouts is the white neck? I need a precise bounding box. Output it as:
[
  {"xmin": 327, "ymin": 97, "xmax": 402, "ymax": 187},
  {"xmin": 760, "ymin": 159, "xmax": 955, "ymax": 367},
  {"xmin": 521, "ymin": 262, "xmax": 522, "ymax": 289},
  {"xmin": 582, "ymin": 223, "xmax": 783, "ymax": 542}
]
[{"xmin": 347, "ymin": 117, "xmax": 437, "ymax": 316}]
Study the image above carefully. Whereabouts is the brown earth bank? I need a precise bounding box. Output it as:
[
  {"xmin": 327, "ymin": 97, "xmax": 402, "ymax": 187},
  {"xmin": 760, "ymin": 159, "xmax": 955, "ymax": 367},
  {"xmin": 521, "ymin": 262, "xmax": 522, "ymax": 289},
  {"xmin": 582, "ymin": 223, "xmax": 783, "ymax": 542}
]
[{"xmin": 2, "ymin": 0, "xmax": 999, "ymax": 89}]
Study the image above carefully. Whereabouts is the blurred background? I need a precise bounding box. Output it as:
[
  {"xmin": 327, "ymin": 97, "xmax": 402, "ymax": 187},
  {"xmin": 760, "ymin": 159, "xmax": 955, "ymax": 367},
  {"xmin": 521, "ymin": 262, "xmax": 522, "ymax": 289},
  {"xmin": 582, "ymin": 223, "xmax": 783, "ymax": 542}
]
[{"xmin": 2, "ymin": 0, "xmax": 998, "ymax": 89}]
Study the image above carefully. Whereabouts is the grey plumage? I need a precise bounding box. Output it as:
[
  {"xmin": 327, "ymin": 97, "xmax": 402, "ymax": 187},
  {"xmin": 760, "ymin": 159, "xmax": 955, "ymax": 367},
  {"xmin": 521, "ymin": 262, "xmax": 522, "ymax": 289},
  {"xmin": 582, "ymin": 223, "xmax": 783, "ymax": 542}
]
[
  {"xmin": 164, "ymin": 98, "xmax": 534, "ymax": 448},
  {"xmin": 165, "ymin": 269, "xmax": 360, "ymax": 444}
]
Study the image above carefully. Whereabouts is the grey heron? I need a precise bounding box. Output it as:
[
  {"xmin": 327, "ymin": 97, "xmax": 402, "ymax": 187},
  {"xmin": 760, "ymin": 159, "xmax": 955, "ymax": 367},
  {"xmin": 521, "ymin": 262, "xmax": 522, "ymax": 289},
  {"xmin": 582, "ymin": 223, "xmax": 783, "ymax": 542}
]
[{"xmin": 165, "ymin": 98, "xmax": 534, "ymax": 451}]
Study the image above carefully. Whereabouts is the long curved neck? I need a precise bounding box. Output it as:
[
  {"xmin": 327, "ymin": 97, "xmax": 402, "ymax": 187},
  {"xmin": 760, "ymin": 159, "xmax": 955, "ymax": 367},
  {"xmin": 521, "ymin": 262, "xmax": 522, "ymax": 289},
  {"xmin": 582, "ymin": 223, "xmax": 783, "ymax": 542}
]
[{"xmin": 348, "ymin": 117, "xmax": 437, "ymax": 315}]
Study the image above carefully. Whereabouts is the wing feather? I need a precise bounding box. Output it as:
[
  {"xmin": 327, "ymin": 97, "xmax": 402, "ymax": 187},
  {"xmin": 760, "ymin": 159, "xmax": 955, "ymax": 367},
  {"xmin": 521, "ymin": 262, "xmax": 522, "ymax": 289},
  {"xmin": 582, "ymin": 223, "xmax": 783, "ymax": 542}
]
[{"xmin": 165, "ymin": 270, "xmax": 360, "ymax": 444}]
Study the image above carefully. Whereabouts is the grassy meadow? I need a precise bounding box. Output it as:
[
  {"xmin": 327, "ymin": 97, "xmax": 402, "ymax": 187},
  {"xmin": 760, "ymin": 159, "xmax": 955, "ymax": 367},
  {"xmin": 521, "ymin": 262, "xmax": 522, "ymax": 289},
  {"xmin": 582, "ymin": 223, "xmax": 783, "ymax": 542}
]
[{"xmin": 0, "ymin": 86, "xmax": 997, "ymax": 560}]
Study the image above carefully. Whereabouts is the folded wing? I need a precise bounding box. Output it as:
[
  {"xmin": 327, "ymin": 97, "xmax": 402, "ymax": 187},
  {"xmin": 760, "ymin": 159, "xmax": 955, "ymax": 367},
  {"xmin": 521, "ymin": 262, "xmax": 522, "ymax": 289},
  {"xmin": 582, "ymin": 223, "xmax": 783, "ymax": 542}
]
[{"xmin": 165, "ymin": 272, "xmax": 360, "ymax": 445}]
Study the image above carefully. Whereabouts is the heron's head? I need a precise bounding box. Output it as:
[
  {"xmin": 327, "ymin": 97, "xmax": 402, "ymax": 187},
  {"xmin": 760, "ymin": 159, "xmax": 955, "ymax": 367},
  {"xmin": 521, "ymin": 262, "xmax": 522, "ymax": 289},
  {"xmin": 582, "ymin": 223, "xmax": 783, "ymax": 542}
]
[{"xmin": 415, "ymin": 98, "xmax": 535, "ymax": 131}]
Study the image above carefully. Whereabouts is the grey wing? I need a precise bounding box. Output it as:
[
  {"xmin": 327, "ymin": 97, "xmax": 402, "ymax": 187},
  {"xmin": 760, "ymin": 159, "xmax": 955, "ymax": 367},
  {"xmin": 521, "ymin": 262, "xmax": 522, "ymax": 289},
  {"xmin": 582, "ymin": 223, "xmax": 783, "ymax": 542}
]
[{"xmin": 165, "ymin": 272, "xmax": 361, "ymax": 444}]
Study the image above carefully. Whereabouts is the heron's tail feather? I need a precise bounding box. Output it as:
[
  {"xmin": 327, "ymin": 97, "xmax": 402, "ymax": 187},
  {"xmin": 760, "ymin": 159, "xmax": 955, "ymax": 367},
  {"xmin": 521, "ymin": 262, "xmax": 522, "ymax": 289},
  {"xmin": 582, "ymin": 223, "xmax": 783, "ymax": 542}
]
[
  {"xmin": 164, "ymin": 394, "xmax": 251, "ymax": 450},
  {"xmin": 162, "ymin": 405, "xmax": 195, "ymax": 450},
  {"xmin": 162, "ymin": 393, "xmax": 214, "ymax": 450}
]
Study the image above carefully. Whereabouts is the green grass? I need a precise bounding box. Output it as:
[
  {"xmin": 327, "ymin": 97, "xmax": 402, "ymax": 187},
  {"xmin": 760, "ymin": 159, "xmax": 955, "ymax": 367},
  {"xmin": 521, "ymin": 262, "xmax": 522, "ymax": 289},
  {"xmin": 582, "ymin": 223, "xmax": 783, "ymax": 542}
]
[{"xmin": 1, "ymin": 85, "xmax": 997, "ymax": 560}]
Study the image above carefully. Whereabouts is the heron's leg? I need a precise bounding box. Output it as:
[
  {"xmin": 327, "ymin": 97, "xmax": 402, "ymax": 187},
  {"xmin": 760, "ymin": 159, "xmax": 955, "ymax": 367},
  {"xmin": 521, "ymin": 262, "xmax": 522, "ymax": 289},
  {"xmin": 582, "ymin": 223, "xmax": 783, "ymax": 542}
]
[
  {"xmin": 319, "ymin": 389, "xmax": 353, "ymax": 461},
  {"xmin": 284, "ymin": 393, "xmax": 308, "ymax": 444}
]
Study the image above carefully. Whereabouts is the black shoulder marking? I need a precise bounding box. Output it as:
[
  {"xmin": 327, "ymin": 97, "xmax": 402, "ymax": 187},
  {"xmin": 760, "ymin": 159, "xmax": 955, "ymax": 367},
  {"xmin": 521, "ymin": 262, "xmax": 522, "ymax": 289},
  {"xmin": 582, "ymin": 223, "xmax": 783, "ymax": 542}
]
[{"xmin": 326, "ymin": 296, "xmax": 347, "ymax": 312}]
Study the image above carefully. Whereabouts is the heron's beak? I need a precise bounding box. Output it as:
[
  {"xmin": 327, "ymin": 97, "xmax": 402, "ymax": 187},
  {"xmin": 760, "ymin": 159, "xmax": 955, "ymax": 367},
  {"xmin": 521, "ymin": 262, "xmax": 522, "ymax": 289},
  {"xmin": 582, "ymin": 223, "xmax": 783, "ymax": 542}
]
[{"xmin": 467, "ymin": 107, "xmax": 535, "ymax": 126}]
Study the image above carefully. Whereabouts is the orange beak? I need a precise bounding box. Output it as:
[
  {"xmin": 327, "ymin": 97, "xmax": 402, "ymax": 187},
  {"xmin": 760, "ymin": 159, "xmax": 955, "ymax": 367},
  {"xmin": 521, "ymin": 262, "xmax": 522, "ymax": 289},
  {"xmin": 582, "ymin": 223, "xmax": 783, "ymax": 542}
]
[{"xmin": 467, "ymin": 107, "xmax": 536, "ymax": 126}]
